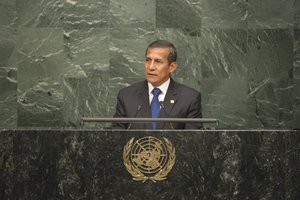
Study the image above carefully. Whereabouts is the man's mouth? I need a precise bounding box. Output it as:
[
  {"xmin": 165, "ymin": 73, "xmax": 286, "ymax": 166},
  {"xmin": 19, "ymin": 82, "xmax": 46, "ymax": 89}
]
[{"xmin": 147, "ymin": 73, "xmax": 156, "ymax": 76}]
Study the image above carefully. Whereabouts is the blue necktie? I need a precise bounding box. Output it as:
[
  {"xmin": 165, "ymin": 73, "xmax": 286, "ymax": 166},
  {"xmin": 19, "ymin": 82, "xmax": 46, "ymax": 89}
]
[{"xmin": 150, "ymin": 88, "xmax": 162, "ymax": 129}]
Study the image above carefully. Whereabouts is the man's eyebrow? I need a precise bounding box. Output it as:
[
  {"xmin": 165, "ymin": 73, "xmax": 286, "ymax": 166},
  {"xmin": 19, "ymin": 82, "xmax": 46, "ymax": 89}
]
[{"xmin": 145, "ymin": 57, "xmax": 163, "ymax": 61}]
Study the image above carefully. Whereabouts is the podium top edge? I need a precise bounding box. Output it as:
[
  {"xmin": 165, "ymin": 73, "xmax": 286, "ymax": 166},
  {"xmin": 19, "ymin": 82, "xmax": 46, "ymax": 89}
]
[{"xmin": 81, "ymin": 117, "xmax": 218, "ymax": 123}]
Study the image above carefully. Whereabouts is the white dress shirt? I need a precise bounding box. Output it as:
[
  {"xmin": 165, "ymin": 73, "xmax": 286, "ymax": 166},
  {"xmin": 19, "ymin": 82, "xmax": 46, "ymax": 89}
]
[{"xmin": 147, "ymin": 78, "xmax": 170, "ymax": 105}]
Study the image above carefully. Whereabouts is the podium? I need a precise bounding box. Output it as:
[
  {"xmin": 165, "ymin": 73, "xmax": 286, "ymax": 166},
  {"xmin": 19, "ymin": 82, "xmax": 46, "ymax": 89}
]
[{"xmin": 1, "ymin": 129, "xmax": 299, "ymax": 199}]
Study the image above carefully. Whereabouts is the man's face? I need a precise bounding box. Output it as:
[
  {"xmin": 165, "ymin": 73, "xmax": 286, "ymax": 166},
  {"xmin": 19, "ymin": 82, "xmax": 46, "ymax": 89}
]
[{"xmin": 144, "ymin": 47, "xmax": 177, "ymax": 87}]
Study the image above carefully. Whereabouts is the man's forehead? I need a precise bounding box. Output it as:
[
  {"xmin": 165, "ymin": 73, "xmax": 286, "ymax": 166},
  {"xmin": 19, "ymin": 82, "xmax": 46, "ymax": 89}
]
[{"xmin": 146, "ymin": 47, "xmax": 169, "ymax": 56}]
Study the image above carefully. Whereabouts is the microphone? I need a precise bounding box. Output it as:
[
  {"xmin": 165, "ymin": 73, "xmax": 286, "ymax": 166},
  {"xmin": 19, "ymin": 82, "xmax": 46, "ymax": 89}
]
[
  {"xmin": 159, "ymin": 101, "xmax": 174, "ymax": 129},
  {"xmin": 127, "ymin": 105, "xmax": 142, "ymax": 130}
]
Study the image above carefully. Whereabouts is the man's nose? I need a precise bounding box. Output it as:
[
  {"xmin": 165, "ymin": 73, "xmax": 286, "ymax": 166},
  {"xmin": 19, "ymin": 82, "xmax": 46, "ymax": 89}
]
[{"xmin": 149, "ymin": 61, "xmax": 155, "ymax": 70}]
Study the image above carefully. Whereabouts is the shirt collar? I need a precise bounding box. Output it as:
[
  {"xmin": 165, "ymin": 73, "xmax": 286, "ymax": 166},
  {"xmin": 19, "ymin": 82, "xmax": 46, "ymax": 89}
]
[{"xmin": 148, "ymin": 78, "xmax": 170, "ymax": 95}]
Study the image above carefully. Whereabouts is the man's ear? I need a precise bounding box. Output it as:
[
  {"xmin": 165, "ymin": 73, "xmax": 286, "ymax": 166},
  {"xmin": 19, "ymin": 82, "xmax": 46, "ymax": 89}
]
[{"xmin": 169, "ymin": 62, "xmax": 177, "ymax": 73}]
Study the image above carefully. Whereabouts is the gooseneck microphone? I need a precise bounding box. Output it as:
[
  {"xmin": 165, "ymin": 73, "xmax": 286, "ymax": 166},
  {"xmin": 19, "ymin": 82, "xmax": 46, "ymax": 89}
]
[
  {"xmin": 159, "ymin": 101, "xmax": 174, "ymax": 129},
  {"xmin": 127, "ymin": 105, "xmax": 142, "ymax": 130}
]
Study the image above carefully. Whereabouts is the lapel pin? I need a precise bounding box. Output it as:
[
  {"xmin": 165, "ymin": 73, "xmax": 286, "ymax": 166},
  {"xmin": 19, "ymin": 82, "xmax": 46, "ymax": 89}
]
[{"xmin": 170, "ymin": 100, "xmax": 175, "ymax": 104}]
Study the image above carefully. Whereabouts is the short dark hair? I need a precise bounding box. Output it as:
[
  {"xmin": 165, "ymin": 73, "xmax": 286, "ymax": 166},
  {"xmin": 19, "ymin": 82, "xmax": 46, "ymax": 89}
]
[{"xmin": 145, "ymin": 39, "xmax": 177, "ymax": 63}]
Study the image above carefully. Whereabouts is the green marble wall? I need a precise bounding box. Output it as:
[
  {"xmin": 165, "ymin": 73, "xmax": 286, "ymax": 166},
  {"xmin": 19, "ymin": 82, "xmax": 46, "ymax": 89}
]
[{"xmin": 0, "ymin": 0, "xmax": 299, "ymax": 129}]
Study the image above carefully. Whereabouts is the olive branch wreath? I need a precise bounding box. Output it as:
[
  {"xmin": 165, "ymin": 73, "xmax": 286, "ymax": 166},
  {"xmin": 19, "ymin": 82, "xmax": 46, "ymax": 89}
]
[{"xmin": 123, "ymin": 137, "xmax": 176, "ymax": 183}]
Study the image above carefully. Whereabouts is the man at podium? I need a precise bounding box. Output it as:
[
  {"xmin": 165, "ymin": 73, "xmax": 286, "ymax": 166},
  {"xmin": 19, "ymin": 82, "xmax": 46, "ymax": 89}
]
[{"xmin": 113, "ymin": 40, "xmax": 202, "ymax": 130}]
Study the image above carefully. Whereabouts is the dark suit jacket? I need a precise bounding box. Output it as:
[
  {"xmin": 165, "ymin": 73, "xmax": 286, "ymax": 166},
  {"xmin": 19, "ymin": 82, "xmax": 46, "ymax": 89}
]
[{"xmin": 112, "ymin": 78, "xmax": 202, "ymax": 129}]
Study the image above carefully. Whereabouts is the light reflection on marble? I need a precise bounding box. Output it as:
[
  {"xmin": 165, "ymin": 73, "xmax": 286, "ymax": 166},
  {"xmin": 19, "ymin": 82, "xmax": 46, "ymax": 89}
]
[
  {"xmin": 155, "ymin": 28, "xmax": 202, "ymax": 80},
  {"xmin": 63, "ymin": 77, "xmax": 111, "ymax": 129},
  {"xmin": 110, "ymin": 28, "xmax": 155, "ymax": 79},
  {"xmin": 16, "ymin": 28, "xmax": 72, "ymax": 127},
  {"xmin": 63, "ymin": 0, "xmax": 109, "ymax": 29},
  {"xmin": 110, "ymin": 0, "xmax": 155, "ymax": 28},
  {"xmin": 64, "ymin": 28, "xmax": 110, "ymax": 77},
  {"xmin": 0, "ymin": 68, "xmax": 17, "ymax": 128},
  {"xmin": 200, "ymin": 28, "xmax": 248, "ymax": 78},
  {"xmin": 294, "ymin": 29, "xmax": 300, "ymax": 79},
  {"xmin": 16, "ymin": 0, "xmax": 64, "ymax": 27}
]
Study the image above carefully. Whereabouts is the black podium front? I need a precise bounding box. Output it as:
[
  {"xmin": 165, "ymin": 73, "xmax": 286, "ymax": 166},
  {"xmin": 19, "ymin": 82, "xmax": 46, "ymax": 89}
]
[{"xmin": 1, "ymin": 129, "xmax": 299, "ymax": 199}]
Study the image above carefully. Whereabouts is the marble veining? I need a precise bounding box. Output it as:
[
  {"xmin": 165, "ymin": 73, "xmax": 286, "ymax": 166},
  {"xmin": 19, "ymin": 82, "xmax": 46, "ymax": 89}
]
[
  {"xmin": 0, "ymin": 129, "xmax": 299, "ymax": 199},
  {"xmin": 0, "ymin": 1, "xmax": 299, "ymax": 129}
]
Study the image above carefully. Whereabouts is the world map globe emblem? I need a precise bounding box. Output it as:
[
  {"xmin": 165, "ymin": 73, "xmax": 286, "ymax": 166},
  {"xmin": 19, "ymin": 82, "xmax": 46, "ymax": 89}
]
[
  {"xmin": 131, "ymin": 136, "xmax": 168, "ymax": 174},
  {"xmin": 123, "ymin": 136, "xmax": 176, "ymax": 182}
]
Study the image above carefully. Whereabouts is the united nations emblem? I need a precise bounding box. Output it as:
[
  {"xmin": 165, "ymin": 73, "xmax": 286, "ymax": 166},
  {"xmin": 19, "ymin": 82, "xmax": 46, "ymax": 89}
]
[{"xmin": 123, "ymin": 136, "xmax": 176, "ymax": 183}]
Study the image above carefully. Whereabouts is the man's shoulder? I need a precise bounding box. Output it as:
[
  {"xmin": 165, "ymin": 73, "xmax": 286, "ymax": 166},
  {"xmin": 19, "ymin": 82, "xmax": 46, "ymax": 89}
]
[
  {"xmin": 119, "ymin": 80, "xmax": 146, "ymax": 93},
  {"xmin": 173, "ymin": 80, "xmax": 201, "ymax": 95}
]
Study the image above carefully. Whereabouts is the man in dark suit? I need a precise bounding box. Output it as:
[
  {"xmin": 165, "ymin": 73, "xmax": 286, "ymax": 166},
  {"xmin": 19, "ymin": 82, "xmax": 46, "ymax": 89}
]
[{"xmin": 113, "ymin": 40, "xmax": 202, "ymax": 129}]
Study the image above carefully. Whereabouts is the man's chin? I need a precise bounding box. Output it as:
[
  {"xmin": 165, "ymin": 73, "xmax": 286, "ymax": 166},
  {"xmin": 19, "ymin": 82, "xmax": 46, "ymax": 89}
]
[{"xmin": 146, "ymin": 78, "xmax": 159, "ymax": 86}]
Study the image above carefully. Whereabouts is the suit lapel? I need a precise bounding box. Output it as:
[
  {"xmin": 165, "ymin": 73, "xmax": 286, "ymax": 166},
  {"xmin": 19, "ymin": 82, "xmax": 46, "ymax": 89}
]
[
  {"xmin": 156, "ymin": 79, "xmax": 178, "ymax": 129},
  {"xmin": 138, "ymin": 81, "xmax": 152, "ymax": 129}
]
